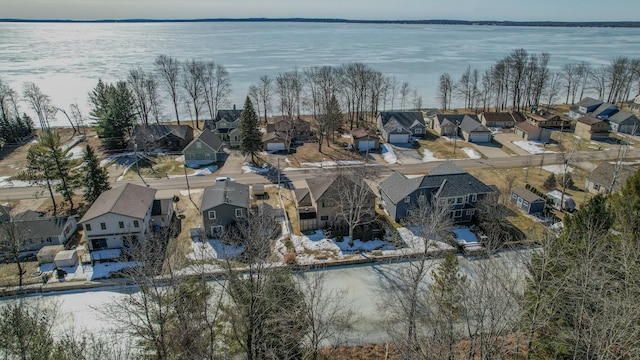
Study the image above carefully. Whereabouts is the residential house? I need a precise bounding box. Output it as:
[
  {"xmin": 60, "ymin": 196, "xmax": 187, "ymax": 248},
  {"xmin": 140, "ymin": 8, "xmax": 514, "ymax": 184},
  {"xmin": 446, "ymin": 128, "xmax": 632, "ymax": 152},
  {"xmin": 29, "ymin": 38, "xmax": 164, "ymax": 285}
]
[
  {"xmin": 204, "ymin": 106, "xmax": 243, "ymax": 146},
  {"xmin": 608, "ymin": 110, "xmax": 640, "ymax": 135},
  {"xmin": 151, "ymin": 198, "xmax": 175, "ymax": 230},
  {"xmin": 525, "ymin": 110, "xmax": 571, "ymax": 129},
  {"xmin": 295, "ymin": 175, "xmax": 376, "ymax": 231},
  {"xmin": 510, "ymin": 188, "xmax": 546, "ymax": 215},
  {"xmin": 80, "ymin": 183, "xmax": 156, "ymax": 251},
  {"xmin": 11, "ymin": 211, "xmax": 78, "ymax": 252},
  {"xmin": 200, "ymin": 180, "xmax": 250, "ymax": 238},
  {"xmin": 585, "ymin": 162, "xmax": 637, "ymax": 194},
  {"xmin": 262, "ymin": 131, "xmax": 289, "ymax": 152},
  {"xmin": 514, "ymin": 121, "xmax": 551, "ymax": 142},
  {"xmin": 378, "ymin": 161, "xmax": 496, "ymax": 222},
  {"xmin": 574, "ymin": 116, "xmax": 609, "ymax": 140},
  {"xmin": 569, "ymin": 97, "xmax": 606, "ymax": 119},
  {"xmin": 631, "ymin": 94, "xmax": 640, "ymax": 112},
  {"xmin": 133, "ymin": 124, "xmax": 194, "ymax": 152},
  {"xmin": 182, "ymin": 130, "xmax": 225, "ymax": 167},
  {"xmin": 459, "ymin": 115, "xmax": 492, "ymax": 142},
  {"xmin": 350, "ymin": 128, "xmax": 379, "ymax": 151},
  {"xmin": 431, "ymin": 114, "xmax": 481, "ymax": 139},
  {"xmin": 267, "ymin": 116, "xmax": 313, "ymax": 142},
  {"xmin": 377, "ymin": 111, "xmax": 426, "ymax": 143},
  {"xmin": 478, "ymin": 111, "xmax": 525, "ymax": 128}
]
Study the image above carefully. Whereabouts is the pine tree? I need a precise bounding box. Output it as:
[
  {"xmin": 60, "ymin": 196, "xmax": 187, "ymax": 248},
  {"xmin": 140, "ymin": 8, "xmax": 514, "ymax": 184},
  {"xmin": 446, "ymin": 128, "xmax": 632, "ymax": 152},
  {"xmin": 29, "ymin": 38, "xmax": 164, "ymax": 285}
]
[
  {"xmin": 82, "ymin": 145, "xmax": 111, "ymax": 204},
  {"xmin": 38, "ymin": 130, "xmax": 79, "ymax": 210},
  {"xmin": 543, "ymin": 173, "xmax": 557, "ymax": 191},
  {"xmin": 24, "ymin": 136, "xmax": 58, "ymax": 215},
  {"xmin": 89, "ymin": 79, "xmax": 137, "ymax": 150},
  {"xmin": 238, "ymin": 96, "xmax": 262, "ymax": 163}
]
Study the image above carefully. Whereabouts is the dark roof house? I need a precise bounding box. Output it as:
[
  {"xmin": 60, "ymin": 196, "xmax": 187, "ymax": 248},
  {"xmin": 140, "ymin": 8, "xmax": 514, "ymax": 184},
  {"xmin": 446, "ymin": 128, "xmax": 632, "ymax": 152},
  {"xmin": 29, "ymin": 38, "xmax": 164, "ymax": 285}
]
[
  {"xmin": 183, "ymin": 130, "xmax": 225, "ymax": 166},
  {"xmin": 201, "ymin": 180, "xmax": 251, "ymax": 237},
  {"xmin": 133, "ymin": 124, "xmax": 194, "ymax": 151},
  {"xmin": 585, "ymin": 162, "xmax": 637, "ymax": 194},
  {"xmin": 377, "ymin": 111, "xmax": 426, "ymax": 143}
]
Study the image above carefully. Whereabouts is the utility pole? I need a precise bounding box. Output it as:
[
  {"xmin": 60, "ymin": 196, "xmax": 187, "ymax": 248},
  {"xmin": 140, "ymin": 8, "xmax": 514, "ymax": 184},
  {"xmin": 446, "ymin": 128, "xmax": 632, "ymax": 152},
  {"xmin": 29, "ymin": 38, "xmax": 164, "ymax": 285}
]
[
  {"xmin": 184, "ymin": 162, "xmax": 192, "ymax": 203},
  {"xmin": 453, "ymin": 121, "xmax": 460, "ymax": 154}
]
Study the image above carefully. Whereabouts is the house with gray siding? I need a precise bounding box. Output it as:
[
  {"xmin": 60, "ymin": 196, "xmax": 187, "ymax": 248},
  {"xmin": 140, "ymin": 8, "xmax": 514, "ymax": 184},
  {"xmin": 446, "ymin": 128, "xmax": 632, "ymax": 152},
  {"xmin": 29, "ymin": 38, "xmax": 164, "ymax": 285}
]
[
  {"xmin": 459, "ymin": 115, "xmax": 492, "ymax": 142},
  {"xmin": 80, "ymin": 184, "xmax": 156, "ymax": 251},
  {"xmin": 585, "ymin": 162, "xmax": 637, "ymax": 194},
  {"xmin": 11, "ymin": 211, "xmax": 78, "ymax": 252},
  {"xmin": 200, "ymin": 180, "xmax": 250, "ymax": 238},
  {"xmin": 377, "ymin": 111, "xmax": 426, "ymax": 143},
  {"xmin": 183, "ymin": 130, "xmax": 225, "ymax": 167},
  {"xmin": 510, "ymin": 188, "xmax": 546, "ymax": 215},
  {"xmin": 608, "ymin": 110, "xmax": 640, "ymax": 135},
  {"xmin": 378, "ymin": 161, "xmax": 496, "ymax": 222},
  {"xmin": 133, "ymin": 124, "xmax": 194, "ymax": 152},
  {"xmin": 205, "ymin": 107, "xmax": 243, "ymax": 146}
]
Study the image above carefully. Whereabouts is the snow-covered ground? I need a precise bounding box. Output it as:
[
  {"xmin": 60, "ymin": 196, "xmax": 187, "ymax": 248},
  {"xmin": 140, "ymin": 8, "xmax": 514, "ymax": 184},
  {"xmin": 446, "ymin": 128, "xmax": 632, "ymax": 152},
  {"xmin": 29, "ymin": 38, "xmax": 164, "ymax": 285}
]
[
  {"xmin": 179, "ymin": 188, "xmax": 203, "ymax": 196},
  {"xmin": 38, "ymin": 259, "xmax": 139, "ymax": 281},
  {"xmin": 542, "ymin": 164, "xmax": 574, "ymax": 175},
  {"xmin": 242, "ymin": 162, "xmax": 270, "ymax": 174},
  {"xmin": 299, "ymin": 160, "xmax": 365, "ymax": 168},
  {"xmin": 187, "ymin": 239, "xmax": 244, "ymax": 261},
  {"xmin": 381, "ymin": 144, "xmax": 397, "ymax": 164},
  {"xmin": 513, "ymin": 141, "xmax": 556, "ymax": 154},
  {"xmin": 191, "ymin": 165, "xmax": 218, "ymax": 176},
  {"xmin": 66, "ymin": 145, "xmax": 85, "ymax": 160},
  {"xmin": 0, "ymin": 176, "xmax": 35, "ymax": 188},
  {"xmin": 422, "ymin": 148, "xmax": 439, "ymax": 162},
  {"xmin": 461, "ymin": 147, "xmax": 481, "ymax": 159}
]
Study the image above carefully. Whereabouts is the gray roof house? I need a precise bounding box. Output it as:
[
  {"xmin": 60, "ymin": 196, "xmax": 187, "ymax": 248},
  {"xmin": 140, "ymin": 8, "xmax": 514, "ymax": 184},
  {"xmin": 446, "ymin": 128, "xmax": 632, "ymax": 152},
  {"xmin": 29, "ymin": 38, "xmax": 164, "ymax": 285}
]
[
  {"xmin": 459, "ymin": 115, "xmax": 492, "ymax": 142},
  {"xmin": 377, "ymin": 111, "xmax": 426, "ymax": 143},
  {"xmin": 133, "ymin": 124, "xmax": 194, "ymax": 152},
  {"xmin": 569, "ymin": 97, "xmax": 607, "ymax": 119},
  {"xmin": 201, "ymin": 180, "xmax": 250, "ymax": 238},
  {"xmin": 608, "ymin": 110, "xmax": 640, "ymax": 135},
  {"xmin": 510, "ymin": 188, "xmax": 546, "ymax": 215},
  {"xmin": 378, "ymin": 161, "xmax": 496, "ymax": 222},
  {"xmin": 11, "ymin": 211, "xmax": 78, "ymax": 252},
  {"xmin": 183, "ymin": 130, "xmax": 225, "ymax": 167},
  {"xmin": 585, "ymin": 162, "xmax": 637, "ymax": 195},
  {"xmin": 80, "ymin": 183, "xmax": 157, "ymax": 251},
  {"xmin": 205, "ymin": 106, "xmax": 243, "ymax": 146},
  {"xmin": 478, "ymin": 111, "xmax": 525, "ymax": 127}
]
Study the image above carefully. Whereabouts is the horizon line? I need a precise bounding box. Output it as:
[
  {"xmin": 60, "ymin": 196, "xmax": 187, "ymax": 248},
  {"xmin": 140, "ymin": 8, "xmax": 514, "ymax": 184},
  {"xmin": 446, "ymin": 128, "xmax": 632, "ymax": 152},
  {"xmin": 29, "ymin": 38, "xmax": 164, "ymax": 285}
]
[{"xmin": 1, "ymin": 18, "xmax": 640, "ymax": 27}]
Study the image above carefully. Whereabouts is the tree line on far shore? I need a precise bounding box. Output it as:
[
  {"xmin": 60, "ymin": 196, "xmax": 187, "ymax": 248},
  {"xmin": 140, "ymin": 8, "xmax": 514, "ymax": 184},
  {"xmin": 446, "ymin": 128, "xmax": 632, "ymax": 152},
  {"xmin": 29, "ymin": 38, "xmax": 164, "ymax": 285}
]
[{"xmin": 437, "ymin": 49, "xmax": 640, "ymax": 112}]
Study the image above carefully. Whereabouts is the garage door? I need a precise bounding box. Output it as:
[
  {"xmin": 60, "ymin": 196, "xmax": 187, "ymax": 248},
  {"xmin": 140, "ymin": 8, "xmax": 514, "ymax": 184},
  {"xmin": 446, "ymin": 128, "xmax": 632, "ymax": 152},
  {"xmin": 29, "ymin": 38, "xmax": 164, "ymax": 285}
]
[
  {"xmin": 266, "ymin": 142, "xmax": 286, "ymax": 152},
  {"xmin": 468, "ymin": 133, "xmax": 491, "ymax": 143},
  {"xmin": 388, "ymin": 134, "xmax": 409, "ymax": 143},
  {"xmin": 358, "ymin": 140, "xmax": 377, "ymax": 151},
  {"xmin": 299, "ymin": 218, "xmax": 317, "ymax": 232}
]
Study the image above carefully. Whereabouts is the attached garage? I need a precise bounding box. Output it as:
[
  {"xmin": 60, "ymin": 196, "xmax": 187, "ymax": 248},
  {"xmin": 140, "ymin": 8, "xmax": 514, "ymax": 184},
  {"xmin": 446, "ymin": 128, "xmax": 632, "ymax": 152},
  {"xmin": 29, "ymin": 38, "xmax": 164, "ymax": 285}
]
[
  {"xmin": 266, "ymin": 142, "xmax": 286, "ymax": 152},
  {"xmin": 358, "ymin": 140, "xmax": 377, "ymax": 151},
  {"xmin": 466, "ymin": 132, "xmax": 491, "ymax": 143},
  {"xmin": 388, "ymin": 133, "xmax": 410, "ymax": 144}
]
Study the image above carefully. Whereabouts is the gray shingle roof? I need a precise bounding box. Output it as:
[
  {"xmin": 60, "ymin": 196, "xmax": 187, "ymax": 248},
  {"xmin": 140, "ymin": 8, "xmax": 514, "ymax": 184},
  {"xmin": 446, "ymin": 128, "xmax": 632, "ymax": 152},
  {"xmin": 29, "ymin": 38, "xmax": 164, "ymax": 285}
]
[
  {"xmin": 133, "ymin": 124, "xmax": 193, "ymax": 140},
  {"xmin": 588, "ymin": 162, "xmax": 637, "ymax": 192},
  {"xmin": 512, "ymin": 188, "xmax": 544, "ymax": 203},
  {"xmin": 378, "ymin": 172, "xmax": 421, "ymax": 203},
  {"xmin": 434, "ymin": 114, "xmax": 465, "ymax": 126},
  {"xmin": 201, "ymin": 181, "xmax": 250, "ymax": 211},
  {"xmin": 515, "ymin": 121, "xmax": 540, "ymax": 133},
  {"xmin": 459, "ymin": 115, "xmax": 489, "ymax": 133},
  {"xmin": 433, "ymin": 173, "xmax": 495, "ymax": 198},
  {"xmin": 80, "ymin": 184, "xmax": 156, "ymax": 223},
  {"xmin": 13, "ymin": 211, "xmax": 73, "ymax": 240},
  {"xmin": 429, "ymin": 161, "xmax": 466, "ymax": 176},
  {"xmin": 576, "ymin": 97, "xmax": 602, "ymax": 108},
  {"xmin": 578, "ymin": 116, "xmax": 604, "ymax": 126},
  {"xmin": 379, "ymin": 111, "xmax": 425, "ymax": 128},
  {"xmin": 608, "ymin": 110, "xmax": 639, "ymax": 125},
  {"xmin": 184, "ymin": 130, "xmax": 224, "ymax": 154}
]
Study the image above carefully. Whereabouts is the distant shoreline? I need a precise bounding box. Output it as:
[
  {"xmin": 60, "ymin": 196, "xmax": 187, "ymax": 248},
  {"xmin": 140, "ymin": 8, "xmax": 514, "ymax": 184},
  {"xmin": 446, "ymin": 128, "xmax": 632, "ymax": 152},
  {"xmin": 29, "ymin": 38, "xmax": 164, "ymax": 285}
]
[{"xmin": 2, "ymin": 18, "xmax": 640, "ymax": 28}]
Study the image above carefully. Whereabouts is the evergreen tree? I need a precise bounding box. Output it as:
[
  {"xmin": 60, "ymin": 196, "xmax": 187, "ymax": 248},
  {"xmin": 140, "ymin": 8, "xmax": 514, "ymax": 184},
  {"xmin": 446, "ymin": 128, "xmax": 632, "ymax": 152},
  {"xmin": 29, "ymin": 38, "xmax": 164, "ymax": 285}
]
[
  {"xmin": 610, "ymin": 168, "xmax": 640, "ymax": 238},
  {"xmin": 82, "ymin": 145, "xmax": 111, "ymax": 204},
  {"xmin": 318, "ymin": 94, "xmax": 342, "ymax": 152},
  {"xmin": 542, "ymin": 173, "xmax": 556, "ymax": 191},
  {"xmin": 24, "ymin": 136, "xmax": 58, "ymax": 215},
  {"xmin": 238, "ymin": 96, "xmax": 262, "ymax": 163},
  {"xmin": 39, "ymin": 130, "xmax": 79, "ymax": 210},
  {"xmin": 89, "ymin": 79, "xmax": 137, "ymax": 150}
]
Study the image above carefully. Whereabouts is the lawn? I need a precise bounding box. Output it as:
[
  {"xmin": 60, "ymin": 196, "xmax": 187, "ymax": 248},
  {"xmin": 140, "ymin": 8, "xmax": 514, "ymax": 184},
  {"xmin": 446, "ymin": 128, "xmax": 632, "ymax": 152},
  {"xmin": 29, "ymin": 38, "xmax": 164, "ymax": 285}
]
[{"xmin": 416, "ymin": 130, "xmax": 475, "ymax": 160}]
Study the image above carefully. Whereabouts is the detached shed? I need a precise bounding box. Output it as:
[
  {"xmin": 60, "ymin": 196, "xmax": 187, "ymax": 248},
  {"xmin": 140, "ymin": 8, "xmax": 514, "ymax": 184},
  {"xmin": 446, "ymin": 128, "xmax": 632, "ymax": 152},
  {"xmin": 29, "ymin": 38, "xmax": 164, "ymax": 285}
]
[
  {"xmin": 37, "ymin": 245, "xmax": 64, "ymax": 265},
  {"xmin": 511, "ymin": 188, "xmax": 546, "ymax": 215},
  {"xmin": 54, "ymin": 249, "xmax": 78, "ymax": 268}
]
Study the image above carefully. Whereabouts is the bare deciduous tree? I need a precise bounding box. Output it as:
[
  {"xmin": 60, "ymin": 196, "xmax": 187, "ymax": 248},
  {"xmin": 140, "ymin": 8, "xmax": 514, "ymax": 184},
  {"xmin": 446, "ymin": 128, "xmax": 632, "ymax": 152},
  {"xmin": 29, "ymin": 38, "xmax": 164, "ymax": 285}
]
[
  {"xmin": 23, "ymin": 82, "xmax": 56, "ymax": 129},
  {"xmin": 182, "ymin": 59, "xmax": 206, "ymax": 130},
  {"xmin": 155, "ymin": 54, "xmax": 182, "ymax": 124}
]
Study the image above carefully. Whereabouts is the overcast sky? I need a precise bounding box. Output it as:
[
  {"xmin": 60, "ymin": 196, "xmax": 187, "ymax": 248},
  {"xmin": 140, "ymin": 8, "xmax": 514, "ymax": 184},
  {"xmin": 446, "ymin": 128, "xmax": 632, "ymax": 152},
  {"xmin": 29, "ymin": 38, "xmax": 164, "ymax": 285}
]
[{"xmin": 1, "ymin": 0, "xmax": 638, "ymax": 22}]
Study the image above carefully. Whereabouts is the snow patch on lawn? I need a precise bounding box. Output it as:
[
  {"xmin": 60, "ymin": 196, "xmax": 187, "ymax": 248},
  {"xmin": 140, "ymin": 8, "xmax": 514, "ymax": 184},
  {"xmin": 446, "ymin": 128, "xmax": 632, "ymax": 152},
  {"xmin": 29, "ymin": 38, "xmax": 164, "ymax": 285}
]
[
  {"xmin": 462, "ymin": 147, "xmax": 481, "ymax": 159},
  {"xmin": 192, "ymin": 165, "xmax": 218, "ymax": 176},
  {"xmin": 542, "ymin": 165, "xmax": 574, "ymax": 175},
  {"xmin": 0, "ymin": 176, "xmax": 35, "ymax": 188},
  {"xmin": 187, "ymin": 239, "xmax": 244, "ymax": 261},
  {"xmin": 299, "ymin": 160, "xmax": 364, "ymax": 168},
  {"xmin": 381, "ymin": 144, "xmax": 397, "ymax": 164},
  {"xmin": 513, "ymin": 141, "xmax": 555, "ymax": 154},
  {"xmin": 66, "ymin": 146, "xmax": 85, "ymax": 160},
  {"xmin": 422, "ymin": 148, "xmax": 439, "ymax": 162},
  {"xmin": 242, "ymin": 162, "xmax": 269, "ymax": 174},
  {"xmin": 179, "ymin": 189, "xmax": 203, "ymax": 196}
]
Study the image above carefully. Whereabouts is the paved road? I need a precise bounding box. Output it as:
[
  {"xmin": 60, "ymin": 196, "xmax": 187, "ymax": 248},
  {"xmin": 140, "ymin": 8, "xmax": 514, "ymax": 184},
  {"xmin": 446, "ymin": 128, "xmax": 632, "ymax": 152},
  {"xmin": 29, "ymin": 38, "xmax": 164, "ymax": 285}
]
[{"xmin": 1, "ymin": 148, "xmax": 638, "ymax": 201}]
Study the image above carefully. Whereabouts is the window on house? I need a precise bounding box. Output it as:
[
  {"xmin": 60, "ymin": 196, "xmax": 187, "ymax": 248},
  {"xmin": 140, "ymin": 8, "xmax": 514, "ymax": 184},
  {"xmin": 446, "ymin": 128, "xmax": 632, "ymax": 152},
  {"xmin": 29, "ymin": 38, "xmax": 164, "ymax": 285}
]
[
  {"xmin": 322, "ymin": 200, "xmax": 334, "ymax": 208},
  {"xmin": 320, "ymin": 215, "xmax": 329, "ymax": 221},
  {"xmin": 100, "ymin": 223, "xmax": 106, "ymax": 230},
  {"xmin": 511, "ymin": 193, "xmax": 517, "ymax": 200},
  {"xmin": 196, "ymin": 142, "xmax": 202, "ymax": 149},
  {"xmin": 85, "ymin": 224, "xmax": 92, "ymax": 232},
  {"xmin": 454, "ymin": 210, "xmax": 462, "ymax": 217},
  {"xmin": 456, "ymin": 197, "xmax": 463, "ymax": 204},
  {"xmin": 208, "ymin": 211, "xmax": 216, "ymax": 220},
  {"xmin": 466, "ymin": 210, "xmax": 471, "ymax": 215},
  {"xmin": 133, "ymin": 220, "xmax": 140, "ymax": 228},
  {"xmin": 464, "ymin": 195, "xmax": 469, "ymax": 203},
  {"xmin": 523, "ymin": 201, "xmax": 529, "ymax": 207},
  {"xmin": 119, "ymin": 221, "xmax": 124, "ymax": 229},
  {"xmin": 471, "ymin": 194, "xmax": 478, "ymax": 202},
  {"xmin": 415, "ymin": 128, "xmax": 422, "ymax": 134},
  {"xmin": 447, "ymin": 198, "xmax": 455, "ymax": 205},
  {"xmin": 235, "ymin": 208, "xmax": 244, "ymax": 218},
  {"xmin": 205, "ymin": 152, "xmax": 211, "ymax": 159},
  {"xmin": 404, "ymin": 197, "xmax": 411, "ymax": 203},
  {"xmin": 211, "ymin": 225, "xmax": 224, "ymax": 237},
  {"xmin": 594, "ymin": 184, "xmax": 601, "ymax": 191}
]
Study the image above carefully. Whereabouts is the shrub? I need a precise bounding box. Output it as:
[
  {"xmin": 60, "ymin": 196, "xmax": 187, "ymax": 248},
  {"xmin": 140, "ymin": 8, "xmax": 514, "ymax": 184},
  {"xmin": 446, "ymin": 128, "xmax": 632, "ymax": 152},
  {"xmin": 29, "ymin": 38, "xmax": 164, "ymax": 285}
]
[
  {"xmin": 543, "ymin": 173, "xmax": 557, "ymax": 191},
  {"xmin": 284, "ymin": 251, "xmax": 297, "ymax": 265}
]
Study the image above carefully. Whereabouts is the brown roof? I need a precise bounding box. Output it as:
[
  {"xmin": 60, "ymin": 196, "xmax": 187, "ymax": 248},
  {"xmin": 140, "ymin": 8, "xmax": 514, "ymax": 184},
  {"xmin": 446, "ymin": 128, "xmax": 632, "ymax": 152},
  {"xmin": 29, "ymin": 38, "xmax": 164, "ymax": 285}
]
[
  {"xmin": 351, "ymin": 128, "xmax": 377, "ymax": 139},
  {"xmin": 577, "ymin": 116, "xmax": 604, "ymax": 126},
  {"xmin": 480, "ymin": 111, "xmax": 524, "ymax": 123},
  {"xmin": 515, "ymin": 121, "xmax": 540, "ymax": 133},
  {"xmin": 80, "ymin": 183, "xmax": 156, "ymax": 223}
]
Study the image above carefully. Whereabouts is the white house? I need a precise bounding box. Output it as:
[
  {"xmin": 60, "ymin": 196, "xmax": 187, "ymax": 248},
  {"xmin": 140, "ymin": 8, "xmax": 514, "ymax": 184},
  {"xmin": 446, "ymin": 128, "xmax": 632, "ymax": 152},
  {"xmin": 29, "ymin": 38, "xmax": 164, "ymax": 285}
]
[{"xmin": 80, "ymin": 184, "xmax": 157, "ymax": 251}]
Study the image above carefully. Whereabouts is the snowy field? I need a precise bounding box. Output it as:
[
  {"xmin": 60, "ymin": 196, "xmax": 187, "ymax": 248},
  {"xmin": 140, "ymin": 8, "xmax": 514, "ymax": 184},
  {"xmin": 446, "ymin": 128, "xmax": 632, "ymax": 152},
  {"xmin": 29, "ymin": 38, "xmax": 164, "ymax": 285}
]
[
  {"xmin": 542, "ymin": 164, "xmax": 574, "ymax": 175},
  {"xmin": 421, "ymin": 148, "xmax": 439, "ymax": 162},
  {"xmin": 381, "ymin": 144, "xmax": 397, "ymax": 164},
  {"xmin": 461, "ymin": 147, "xmax": 481, "ymax": 159},
  {"xmin": 513, "ymin": 141, "xmax": 556, "ymax": 154}
]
